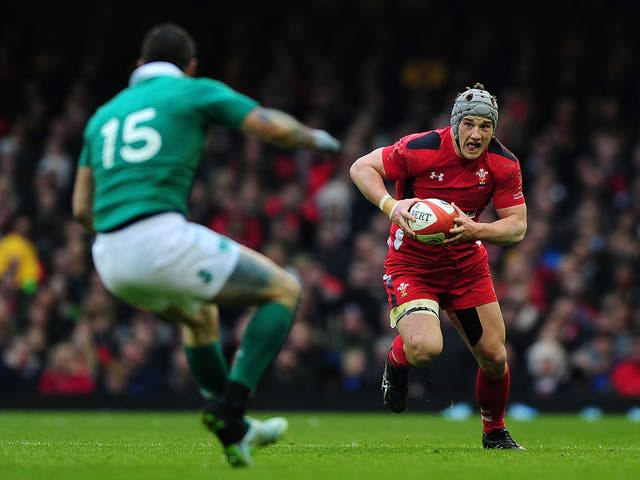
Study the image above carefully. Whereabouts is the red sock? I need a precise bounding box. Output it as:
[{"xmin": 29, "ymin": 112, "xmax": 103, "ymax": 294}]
[
  {"xmin": 388, "ymin": 335, "xmax": 410, "ymax": 367},
  {"xmin": 476, "ymin": 366, "xmax": 510, "ymax": 434}
]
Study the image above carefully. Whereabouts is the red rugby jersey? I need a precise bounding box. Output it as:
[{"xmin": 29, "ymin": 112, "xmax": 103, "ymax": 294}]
[{"xmin": 381, "ymin": 126, "xmax": 525, "ymax": 268}]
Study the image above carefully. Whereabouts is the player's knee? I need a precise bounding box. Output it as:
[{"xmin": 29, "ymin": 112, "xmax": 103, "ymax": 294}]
[
  {"xmin": 477, "ymin": 346, "xmax": 507, "ymax": 377},
  {"xmin": 187, "ymin": 320, "xmax": 217, "ymax": 344},
  {"xmin": 271, "ymin": 270, "xmax": 302, "ymax": 310},
  {"xmin": 283, "ymin": 271, "xmax": 302, "ymax": 299},
  {"xmin": 404, "ymin": 335, "xmax": 443, "ymax": 368}
]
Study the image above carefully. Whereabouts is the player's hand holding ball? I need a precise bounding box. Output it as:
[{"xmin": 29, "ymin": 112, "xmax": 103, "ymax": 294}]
[
  {"xmin": 407, "ymin": 198, "xmax": 456, "ymax": 244},
  {"xmin": 442, "ymin": 202, "xmax": 479, "ymax": 244}
]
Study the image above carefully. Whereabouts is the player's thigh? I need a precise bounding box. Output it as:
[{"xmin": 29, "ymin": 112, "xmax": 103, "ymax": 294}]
[
  {"xmin": 396, "ymin": 312, "xmax": 443, "ymax": 345},
  {"xmin": 447, "ymin": 302, "xmax": 507, "ymax": 368},
  {"xmin": 383, "ymin": 272, "xmax": 444, "ymax": 347},
  {"xmin": 214, "ymin": 245, "xmax": 301, "ymax": 310},
  {"xmin": 443, "ymin": 266, "xmax": 501, "ymax": 350}
]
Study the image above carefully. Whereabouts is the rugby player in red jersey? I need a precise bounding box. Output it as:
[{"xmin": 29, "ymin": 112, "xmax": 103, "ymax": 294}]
[{"xmin": 350, "ymin": 83, "xmax": 526, "ymax": 449}]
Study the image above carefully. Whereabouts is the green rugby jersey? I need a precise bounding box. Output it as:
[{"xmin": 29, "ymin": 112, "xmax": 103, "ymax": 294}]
[{"xmin": 78, "ymin": 62, "xmax": 257, "ymax": 232}]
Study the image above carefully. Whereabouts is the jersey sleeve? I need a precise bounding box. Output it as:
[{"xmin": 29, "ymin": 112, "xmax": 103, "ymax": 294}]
[
  {"xmin": 193, "ymin": 78, "xmax": 259, "ymax": 129},
  {"xmin": 381, "ymin": 136, "xmax": 413, "ymax": 181},
  {"xmin": 78, "ymin": 144, "xmax": 91, "ymax": 167},
  {"xmin": 492, "ymin": 158, "xmax": 526, "ymax": 209}
]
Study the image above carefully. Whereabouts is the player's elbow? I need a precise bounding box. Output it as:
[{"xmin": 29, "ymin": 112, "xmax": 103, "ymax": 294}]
[
  {"xmin": 72, "ymin": 197, "xmax": 88, "ymax": 222},
  {"xmin": 72, "ymin": 204, "xmax": 93, "ymax": 231},
  {"xmin": 510, "ymin": 233, "xmax": 526, "ymax": 245},
  {"xmin": 349, "ymin": 156, "xmax": 369, "ymax": 184},
  {"xmin": 508, "ymin": 222, "xmax": 527, "ymax": 244},
  {"xmin": 349, "ymin": 160, "xmax": 360, "ymax": 183},
  {"xmin": 72, "ymin": 209, "xmax": 86, "ymax": 224}
]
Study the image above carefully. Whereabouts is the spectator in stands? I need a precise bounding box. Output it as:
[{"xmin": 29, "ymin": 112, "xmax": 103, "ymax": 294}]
[
  {"xmin": 571, "ymin": 333, "xmax": 616, "ymax": 393},
  {"xmin": 526, "ymin": 326, "xmax": 570, "ymax": 397},
  {"xmin": 37, "ymin": 341, "xmax": 96, "ymax": 396},
  {"xmin": 0, "ymin": 215, "xmax": 42, "ymax": 293},
  {"xmin": 611, "ymin": 337, "xmax": 640, "ymax": 397},
  {"xmin": 340, "ymin": 347, "xmax": 370, "ymax": 392},
  {"xmin": 0, "ymin": 335, "xmax": 40, "ymax": 392},
  {"xmin": 0, "ymin": 175, "xmax": 18, "ymax": 234},
  {"xmin": 117, "ymin": 337, "xmax": 161, "ymax": 398}
]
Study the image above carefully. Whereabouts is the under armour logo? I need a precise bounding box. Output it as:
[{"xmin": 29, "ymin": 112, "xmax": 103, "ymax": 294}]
[{"xmin": 430, "ymin": 171, "xmax": 444, "ymax": 181}]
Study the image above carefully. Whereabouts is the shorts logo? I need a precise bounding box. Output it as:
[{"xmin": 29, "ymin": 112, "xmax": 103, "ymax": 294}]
[
  {"xmin": 430, "ymin": 171, "xmax": 444, "ymax": 182},
  {"xmin": 197, "ymin": 269, "xmax": 213, "ymax": 284},
  {"xmin": 397, "ymin": 282, "xmax": 410, "ymax": 298}
]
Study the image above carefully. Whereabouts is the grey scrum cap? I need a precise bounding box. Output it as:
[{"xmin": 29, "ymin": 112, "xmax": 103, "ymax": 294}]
[{"xmin": 450, "ymin": 83, "xmax": 498, "ymax": 140}]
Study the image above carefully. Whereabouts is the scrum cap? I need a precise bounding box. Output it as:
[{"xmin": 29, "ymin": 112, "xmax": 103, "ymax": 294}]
[{"xmin": 450, "ymin": 83, "xmax": 498, "ymax": 140}]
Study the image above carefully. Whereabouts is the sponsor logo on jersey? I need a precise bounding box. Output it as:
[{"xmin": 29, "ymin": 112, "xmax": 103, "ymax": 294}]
[
  {"xmin": 430, "ymin": 171, "xmax": 444, "ymax": 181},
  {"xmin": 476, "ymin": 168, "xmax": 488, "ymax": 186}
]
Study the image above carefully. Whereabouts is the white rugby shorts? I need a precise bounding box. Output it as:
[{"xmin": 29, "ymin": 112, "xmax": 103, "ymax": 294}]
[{"xmin": 92, "ymin": 212, "xmax": 240, "ymax": 314}]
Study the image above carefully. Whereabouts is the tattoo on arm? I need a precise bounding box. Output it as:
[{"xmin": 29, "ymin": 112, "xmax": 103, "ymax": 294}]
[{"xmin": 254, "ymin": 108, "xmax": 311, "ymax": 149}]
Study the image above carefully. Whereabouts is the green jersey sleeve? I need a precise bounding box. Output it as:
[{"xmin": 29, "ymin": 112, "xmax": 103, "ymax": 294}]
[{"xmin": 192, "ymin": 78, "xmax": 258, "ymax": 129}]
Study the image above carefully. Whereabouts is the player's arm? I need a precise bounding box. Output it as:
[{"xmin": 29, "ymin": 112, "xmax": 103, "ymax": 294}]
[
  {"xmin": 349, "ymin": 147, "xmax": 419, "ymax": 237},
  {"xmin": 350, "ymin": 148, "xmax": 395, "ymax": 213},
  {"xmin": 241, "ymin": 107, "xmax": 341, "ymax": 153},
  {"xmin": 445, "ymin": 202, "xmax": 527, "ymax": 246},
  {"xmin": 72, "ymin": 166, "xmax": 95, "ymax": 234}
]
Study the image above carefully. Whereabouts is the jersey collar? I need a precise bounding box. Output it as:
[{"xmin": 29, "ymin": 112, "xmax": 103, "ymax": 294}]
[{"xmin": 129, "ymin": 62, "xmax": 184, "ymax": 86}]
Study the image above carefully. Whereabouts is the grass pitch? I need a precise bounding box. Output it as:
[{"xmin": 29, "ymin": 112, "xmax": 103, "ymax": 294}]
[{"xmin": 1, "ymin": 410, "xmax": 639, "ymax": 480}]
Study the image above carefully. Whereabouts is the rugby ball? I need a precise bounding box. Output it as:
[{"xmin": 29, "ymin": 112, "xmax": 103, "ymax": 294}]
[{"xmin": 407, "ymin": 198, "xmax": 456, "ymax": 244}]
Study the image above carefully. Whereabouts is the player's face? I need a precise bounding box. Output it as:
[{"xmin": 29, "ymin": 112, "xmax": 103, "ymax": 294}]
[{"xmin": 457, "ymin": 116, "xmax": 494, "ymax": 160}]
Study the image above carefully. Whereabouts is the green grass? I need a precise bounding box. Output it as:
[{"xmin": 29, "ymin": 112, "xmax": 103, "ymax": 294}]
[{"xmin": 1, "ymin": 411, "xmax": 639, "ymax": 480}]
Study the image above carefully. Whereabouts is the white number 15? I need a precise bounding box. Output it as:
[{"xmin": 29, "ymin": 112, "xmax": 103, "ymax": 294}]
[{"xmin": 100, "ymin": 108, "xmax": 162, "ymax": 169}]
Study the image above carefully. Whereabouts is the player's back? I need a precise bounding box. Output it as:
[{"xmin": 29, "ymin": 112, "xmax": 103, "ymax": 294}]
[{"xmin": 81, "ymin": 71, "xmax": 255, "ymax": 232}]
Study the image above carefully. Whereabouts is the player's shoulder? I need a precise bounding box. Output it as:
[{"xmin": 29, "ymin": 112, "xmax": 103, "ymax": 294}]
[
  {"xmin": 83, "ymin": 101, "xmax": 113, "ymax": 137},
  {"xmin": 188, "ymin": 76, "xmax": 236, "ymax": 94},
  {"xmin": 487, "ymin": 137, "xmax": 519, "ymax": 163},
  {"xmin": 401, "ymin": 127, "xmax": 449, "ymax": 151}
]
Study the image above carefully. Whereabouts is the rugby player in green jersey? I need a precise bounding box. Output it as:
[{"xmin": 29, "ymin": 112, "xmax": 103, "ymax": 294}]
[{"xmin": 72, "ymin": 22, "xmax": 341, "ymax": 467}]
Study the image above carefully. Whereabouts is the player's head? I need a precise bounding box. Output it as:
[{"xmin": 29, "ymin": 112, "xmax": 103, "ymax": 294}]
[
  {"xmin": 450, "ymin": 83, "xmax": 498, "ymax": 139},
  {"xmin": 140, "ymin": 23, "xmax": 197, "ymax": 72}
]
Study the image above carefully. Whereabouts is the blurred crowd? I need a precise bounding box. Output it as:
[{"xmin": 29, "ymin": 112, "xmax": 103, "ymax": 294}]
[{"xmin": 1, "ymin": 1, "xmax": 640, "ymax": 403}]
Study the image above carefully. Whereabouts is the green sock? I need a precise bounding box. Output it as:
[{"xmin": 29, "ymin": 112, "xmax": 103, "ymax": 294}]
[
  {"xmin": 184, "ymin": 342, "xmax": 229, "ymax": 398},
  {"xmin": 229, "ymin": 303, "xmax": 294, "ymax": 390}
]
